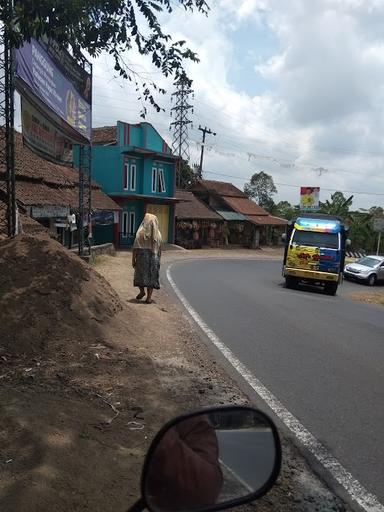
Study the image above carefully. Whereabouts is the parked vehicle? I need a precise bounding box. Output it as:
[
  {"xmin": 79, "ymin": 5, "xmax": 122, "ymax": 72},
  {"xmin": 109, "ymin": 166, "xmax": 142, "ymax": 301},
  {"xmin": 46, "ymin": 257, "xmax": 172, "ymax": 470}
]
[
  {"xmin": 128, "ymin": 405, "xmax": 281, "ymax": 512},
  {"xmin": 344, "ymin": 255, "xmax": 384, "ymax": 286},
  {"xmin": 282, "ymin": 214, "xmax": 350, "ymax": 295}
]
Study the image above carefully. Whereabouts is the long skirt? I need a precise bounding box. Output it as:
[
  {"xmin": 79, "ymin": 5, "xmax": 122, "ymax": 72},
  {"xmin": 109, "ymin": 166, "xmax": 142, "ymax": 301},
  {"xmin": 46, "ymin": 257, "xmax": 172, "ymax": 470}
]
[{"xmin": 133, "ymin": 249, "xmax": 160, "ymax": 289}]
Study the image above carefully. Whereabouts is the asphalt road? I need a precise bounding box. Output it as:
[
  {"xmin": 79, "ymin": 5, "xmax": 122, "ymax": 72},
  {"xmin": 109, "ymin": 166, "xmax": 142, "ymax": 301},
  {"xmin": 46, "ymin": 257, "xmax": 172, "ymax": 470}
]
[
  {"xmin": 217, "ymin": 430, "xmax": 276, "ymax": 493},
  {"xmin": 167, "ymin": 259, "xmax": 384, "ymax": 504}
]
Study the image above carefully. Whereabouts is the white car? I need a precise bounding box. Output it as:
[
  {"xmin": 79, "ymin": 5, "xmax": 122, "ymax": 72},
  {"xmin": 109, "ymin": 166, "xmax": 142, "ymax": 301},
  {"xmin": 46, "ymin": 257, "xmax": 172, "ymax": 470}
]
[{"xmin": 344, "ymin": 255, "xmax": 384, "ymax": 286}]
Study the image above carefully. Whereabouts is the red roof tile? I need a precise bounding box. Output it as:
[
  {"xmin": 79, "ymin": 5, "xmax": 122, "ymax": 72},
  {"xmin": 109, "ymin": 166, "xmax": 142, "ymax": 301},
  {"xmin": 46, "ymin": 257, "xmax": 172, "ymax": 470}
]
[
  {"xmin": 92, "ymin": 126, "xmax": 116, "ymax": 145},
  {"xmin": 175, "ymin": 190, "xmax": 221, "ymax": 220},
  {"xmin": 0, "ymin": 194, "xmax": 49, "ymax": 236},
  {"xmin": 0, "ymin": 131, "xmax": 120, "ymax": 212},
  {"xmin": 247, "ymin": 215, "xmax": 287, "ymax": 226},
  {"xmin": 194, "ymin": 180, "xmax": 248, "ymax": 198},
  {"xmin": 222, "ymin": 196, "xmax": 269, "ymax": 216}
]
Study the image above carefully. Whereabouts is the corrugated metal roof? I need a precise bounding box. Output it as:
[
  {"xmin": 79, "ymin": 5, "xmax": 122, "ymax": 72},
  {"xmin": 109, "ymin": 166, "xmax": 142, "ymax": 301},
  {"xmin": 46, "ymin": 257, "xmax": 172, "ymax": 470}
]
[{"xmin": 216, "ymin": 210, "xmax": 247, "ymax": 221}]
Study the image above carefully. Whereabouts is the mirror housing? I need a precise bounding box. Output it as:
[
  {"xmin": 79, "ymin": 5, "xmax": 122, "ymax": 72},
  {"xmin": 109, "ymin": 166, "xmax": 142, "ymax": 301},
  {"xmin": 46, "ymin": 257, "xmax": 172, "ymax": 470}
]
[{"xmin": 139, "ymin": 406, "xmax": 281, "ymax": 512}]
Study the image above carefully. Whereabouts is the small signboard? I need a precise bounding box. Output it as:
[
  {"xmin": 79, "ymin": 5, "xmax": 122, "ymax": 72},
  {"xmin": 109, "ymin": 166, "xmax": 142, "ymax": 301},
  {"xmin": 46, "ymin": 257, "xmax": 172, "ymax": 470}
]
[
  {"xmin": 373, "ymin": 217, "xmax": 384, "ymax": 233},
  {"xmin": 31, "ymin": 205, "xmax": 70, "ymax": 218},
  {"xmin": 300, "ymin": 187, "xmax": 320, "ymax": 211}
]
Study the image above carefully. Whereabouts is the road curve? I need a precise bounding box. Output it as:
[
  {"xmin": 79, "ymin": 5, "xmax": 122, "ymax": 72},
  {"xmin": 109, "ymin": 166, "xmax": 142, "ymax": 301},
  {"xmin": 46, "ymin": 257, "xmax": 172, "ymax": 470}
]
[{"xmin": 166, "ymin": 258, "xmax": 384, "ymax": 504}]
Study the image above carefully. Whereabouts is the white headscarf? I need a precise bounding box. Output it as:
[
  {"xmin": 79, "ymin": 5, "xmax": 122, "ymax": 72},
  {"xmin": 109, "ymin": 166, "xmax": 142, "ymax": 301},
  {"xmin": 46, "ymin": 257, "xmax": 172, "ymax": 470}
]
[{"xmin": 133, "ymin": 213, "xmax": 162, "ymax": 255}]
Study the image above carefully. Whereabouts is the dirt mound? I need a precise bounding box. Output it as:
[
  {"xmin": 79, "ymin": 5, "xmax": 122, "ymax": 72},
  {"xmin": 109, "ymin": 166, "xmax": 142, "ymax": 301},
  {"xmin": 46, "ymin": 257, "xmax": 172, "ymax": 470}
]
[{"xmin": 0, "ymin": 235, "xmax": 122, "ymax": 356}]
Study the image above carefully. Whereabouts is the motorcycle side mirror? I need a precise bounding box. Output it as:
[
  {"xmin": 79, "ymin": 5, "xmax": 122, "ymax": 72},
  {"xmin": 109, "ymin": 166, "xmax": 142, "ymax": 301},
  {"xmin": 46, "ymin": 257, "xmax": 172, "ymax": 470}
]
[
  {"xmin": 281, "ymin": 233, "xmax": 287, "ymax": 241},
  {"xmin": 128, "ymin": 406, "xmax": 281, "ymax": 512}
]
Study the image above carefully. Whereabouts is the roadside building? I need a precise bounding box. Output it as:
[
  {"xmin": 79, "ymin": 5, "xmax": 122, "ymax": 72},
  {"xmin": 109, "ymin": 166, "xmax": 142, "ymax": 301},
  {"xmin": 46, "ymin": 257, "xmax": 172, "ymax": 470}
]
[
  {"xmin": 192, "ymin": 180, "xmax": 287, "ymax": 247},
  {"xmin": 89, "ymin": 121, "xmax": 179, "ymax": 247},
  {"xmin": 0, "ymin": 131, "xmax": 120, "ymax": 247},
  {"xmin": 175, "ymin": 189, "xmax": 223, "ymax": 248},
  {"xmin": 0, "ymin": 196, "xmax": 48, "ymax": 238}
]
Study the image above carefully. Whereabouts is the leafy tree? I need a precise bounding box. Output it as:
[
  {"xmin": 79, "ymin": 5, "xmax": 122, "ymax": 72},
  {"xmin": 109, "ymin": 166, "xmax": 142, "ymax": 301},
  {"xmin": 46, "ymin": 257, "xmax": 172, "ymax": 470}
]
[
  {"xmin": 4, "ymin": 0, "xmax": 210, "ymax": 114},
  {"xmin": 244, "ymin": 171, "xmax": 277, "ymax": 211},
  {"xmin": 369, "ymin": 206, "xmax": 384, "ymax": 217},
  {"xmin": 348, "ymin": 211, "xmax": 376, "ymax": 252},
  {"xmin": 178, "ymin": 160, "xmax": 199, "ymax": 189},
  {"xmin": 320, "ymin": 191, "xmax": 353, "ymax": 220},
  {"xmin": 273, "ymin": 200, "xmax": 299, "ymax": 220}
]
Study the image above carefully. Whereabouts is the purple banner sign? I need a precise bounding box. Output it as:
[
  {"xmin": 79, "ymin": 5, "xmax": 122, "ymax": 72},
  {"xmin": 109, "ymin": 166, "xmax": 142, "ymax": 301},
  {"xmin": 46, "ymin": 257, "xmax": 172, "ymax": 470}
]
[{"xmin": 15, "ymin": 39, "xmax": 91, "ymax": 142}]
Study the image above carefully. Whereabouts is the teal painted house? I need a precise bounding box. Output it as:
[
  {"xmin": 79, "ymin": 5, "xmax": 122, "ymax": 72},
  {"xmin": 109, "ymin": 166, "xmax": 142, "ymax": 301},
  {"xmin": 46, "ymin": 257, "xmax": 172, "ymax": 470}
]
[{"xmin": 91, "ymin": 121, "xmax": 178, "ymax": 246}]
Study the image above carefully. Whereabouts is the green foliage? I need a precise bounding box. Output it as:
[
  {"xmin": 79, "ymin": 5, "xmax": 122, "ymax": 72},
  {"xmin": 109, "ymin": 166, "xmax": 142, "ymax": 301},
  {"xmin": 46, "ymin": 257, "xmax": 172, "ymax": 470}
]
[
  {"xmin": 244, "ymin": 171, "xmax": 277, "ymax": 211},
  {"xmin": 4, "ymin": 0, "xmax": 210, "ymax": 115},
  {"xmin": 272, "ymin": 200, "xmax": 299, "ymax": 220},
  {"xmin": 319, "ymin": 191, "xmax": 353, "ymax": 219},
  {"xmin": 319, "ymin": 191, "xmax": 382, "ymax": 252},
  {"xmin": 178, "ymin": 160, "xmax": 199, "ymax": 189},
  {"xmin": 347, "ymin": 211, "xmax": 376, "ymax": 252}
]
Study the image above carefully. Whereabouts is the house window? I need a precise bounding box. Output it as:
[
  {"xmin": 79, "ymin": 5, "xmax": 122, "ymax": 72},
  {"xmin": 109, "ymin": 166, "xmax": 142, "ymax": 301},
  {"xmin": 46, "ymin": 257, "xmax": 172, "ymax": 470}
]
[
  {"xmin": 129, "ymin": 211, "xmax": 135, "ymax": 235},
  {"xmin": 152, "ymin": 167, "xmax": 158, "ymax": 193},
  {"xmin": 130, "ymin": 164, "xmax": 136, "ymax": 191},
  {"xmin": 124, "ymin": 164, "xmax": 128, "ymax": 190},
  {"xmin": 124, "ymin": 163, "xmax": 137, "ymax": 191},
  {"xmin": 122, "ymin": 211, "xmax": 129, "ymax": 237},
  {"xmin": 158, "ymin": 168, "xmax": 166, "ymax": 193}
]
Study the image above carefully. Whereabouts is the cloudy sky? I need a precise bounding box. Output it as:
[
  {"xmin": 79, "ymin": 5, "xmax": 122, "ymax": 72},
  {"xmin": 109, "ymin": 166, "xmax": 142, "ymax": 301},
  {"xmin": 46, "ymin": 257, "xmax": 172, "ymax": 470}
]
[{"xmin": 21, "ymin": 0, "xmax": 384, "ymax": 209}]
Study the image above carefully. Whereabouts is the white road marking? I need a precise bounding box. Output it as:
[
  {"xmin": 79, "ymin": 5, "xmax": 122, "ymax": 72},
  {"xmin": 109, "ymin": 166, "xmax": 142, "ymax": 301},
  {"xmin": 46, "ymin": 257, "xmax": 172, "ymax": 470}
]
[{"xmin": 166, "ymin": 265, "xmax": 384, "ymax": 512}]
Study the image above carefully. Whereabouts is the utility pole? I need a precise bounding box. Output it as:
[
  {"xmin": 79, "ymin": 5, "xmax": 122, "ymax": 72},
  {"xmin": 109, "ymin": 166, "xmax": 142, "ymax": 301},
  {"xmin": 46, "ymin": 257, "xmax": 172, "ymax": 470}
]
[
  {"xmin": 0, "ymin": 0, "xmax": 17, "ymax": 237},
  {"xmin": 170, "ymin": 74, "xmax": 193, "ymax": 188},
  {"xmin": 198, "ymin": 125, "xmax": 216, "ymax": 178}
]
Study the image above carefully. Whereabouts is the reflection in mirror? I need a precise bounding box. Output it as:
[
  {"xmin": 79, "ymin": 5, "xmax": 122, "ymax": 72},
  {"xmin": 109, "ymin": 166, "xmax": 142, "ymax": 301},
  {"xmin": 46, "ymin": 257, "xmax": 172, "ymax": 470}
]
[{"xmin": 144, "ymin": 408, "xmax": 279, "ymax": 512}]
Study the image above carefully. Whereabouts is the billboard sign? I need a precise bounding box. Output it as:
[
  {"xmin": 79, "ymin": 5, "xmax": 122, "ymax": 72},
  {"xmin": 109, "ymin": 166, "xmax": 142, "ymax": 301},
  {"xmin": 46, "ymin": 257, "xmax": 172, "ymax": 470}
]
[
  {"xmin": 15, "ymin": 38, "xmax": 91, "ymax": 142},
  {"xmin": 21, "ymin": 97, "xmax": 73, "ymax": 164},
  {"xmin": 41, "ymin": 38, "xmax": 92, "ymax": 105},
  {"xmin": 300, "ymin": 187, "xmax": 320, "ymax": 211}
]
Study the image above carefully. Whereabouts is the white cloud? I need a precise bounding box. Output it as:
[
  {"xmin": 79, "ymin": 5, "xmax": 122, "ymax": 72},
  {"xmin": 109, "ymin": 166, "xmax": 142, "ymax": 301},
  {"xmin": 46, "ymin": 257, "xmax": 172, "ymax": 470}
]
[{"xmin": 69, "ymin": 0, "xmax": 384, "ymax": 208}]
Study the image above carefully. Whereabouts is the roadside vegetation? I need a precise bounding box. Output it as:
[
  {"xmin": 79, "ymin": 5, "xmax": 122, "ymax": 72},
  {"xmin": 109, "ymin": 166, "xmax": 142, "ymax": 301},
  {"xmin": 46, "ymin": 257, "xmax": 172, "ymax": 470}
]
[{"xmin": 244, "ymin": 172, "xmax": 383, "ymax": 254}]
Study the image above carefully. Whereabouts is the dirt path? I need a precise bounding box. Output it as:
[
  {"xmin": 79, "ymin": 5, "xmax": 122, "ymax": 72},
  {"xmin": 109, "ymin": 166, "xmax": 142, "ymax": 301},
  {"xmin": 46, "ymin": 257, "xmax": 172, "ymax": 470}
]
[{"xmin": 0, "ymin": 246, "xmax": 351, "ymax": 512}]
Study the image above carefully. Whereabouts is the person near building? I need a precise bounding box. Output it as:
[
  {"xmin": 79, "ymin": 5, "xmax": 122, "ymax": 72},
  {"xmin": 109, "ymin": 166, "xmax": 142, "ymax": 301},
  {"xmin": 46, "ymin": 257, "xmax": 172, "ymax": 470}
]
[
  {"xmin": 132, "ymin": 213, "xmax": 162, "ymax": 304},
  {"xmin": 222, "ymin": 221, "xmax": 230, "ymax": 246}
]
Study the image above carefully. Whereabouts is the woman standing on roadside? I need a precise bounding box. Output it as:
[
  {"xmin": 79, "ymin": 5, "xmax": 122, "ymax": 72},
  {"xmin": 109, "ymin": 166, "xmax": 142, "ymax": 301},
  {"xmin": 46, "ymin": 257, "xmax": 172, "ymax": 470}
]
[{"xmin": 132, "ymin": 213, "xmax": 162, "ymax": 304}]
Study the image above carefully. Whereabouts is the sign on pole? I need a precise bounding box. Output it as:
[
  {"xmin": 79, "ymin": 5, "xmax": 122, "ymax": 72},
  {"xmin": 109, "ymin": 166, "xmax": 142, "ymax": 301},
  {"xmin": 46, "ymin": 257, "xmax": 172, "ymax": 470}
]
[
  {"xmin": 373, "ymin": 217, "xmax": 384, "ymax": 255},
  {"xmin": 300, "ymin": 187, "xmax": 320, "ymax": 211},
  {"xmin": 373, "ymin": 217, "xmax": 384, "ymax": 233}
]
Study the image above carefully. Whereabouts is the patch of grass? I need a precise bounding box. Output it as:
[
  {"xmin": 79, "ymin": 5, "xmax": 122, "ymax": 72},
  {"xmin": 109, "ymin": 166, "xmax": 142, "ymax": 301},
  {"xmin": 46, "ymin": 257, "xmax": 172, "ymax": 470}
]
[{"xmin": 349, "ymin": 291, "xmax": 384, "ymax": 306}]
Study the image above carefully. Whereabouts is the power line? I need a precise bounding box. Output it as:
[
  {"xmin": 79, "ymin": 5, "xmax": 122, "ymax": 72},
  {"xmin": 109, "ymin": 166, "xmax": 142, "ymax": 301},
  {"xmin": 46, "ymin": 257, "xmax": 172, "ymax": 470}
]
[{"xmin": 203, "ymin": 170, "xmax": 384, "ymax": 197}]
